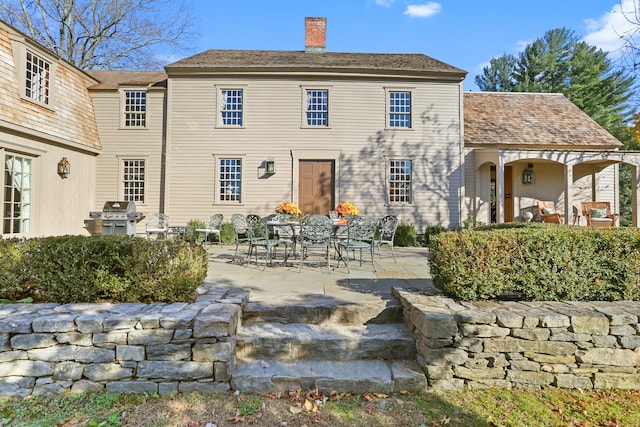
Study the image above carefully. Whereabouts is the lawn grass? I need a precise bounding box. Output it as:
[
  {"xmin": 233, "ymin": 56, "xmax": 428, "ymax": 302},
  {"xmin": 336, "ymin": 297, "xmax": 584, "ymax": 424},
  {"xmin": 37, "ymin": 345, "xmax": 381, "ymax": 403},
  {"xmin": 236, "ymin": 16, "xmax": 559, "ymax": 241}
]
[{"xmin": 1, "ymin": 388, "xmax": 639, "ymax": 426}]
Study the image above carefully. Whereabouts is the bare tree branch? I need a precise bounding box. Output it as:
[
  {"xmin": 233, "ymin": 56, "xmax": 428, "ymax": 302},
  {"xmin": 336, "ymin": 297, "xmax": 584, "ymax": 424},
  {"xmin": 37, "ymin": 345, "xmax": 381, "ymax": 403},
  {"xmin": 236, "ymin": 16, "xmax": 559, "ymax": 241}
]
[{"xmin": 0, "ymin": 0, "xmax": 196, "ymax": 70}]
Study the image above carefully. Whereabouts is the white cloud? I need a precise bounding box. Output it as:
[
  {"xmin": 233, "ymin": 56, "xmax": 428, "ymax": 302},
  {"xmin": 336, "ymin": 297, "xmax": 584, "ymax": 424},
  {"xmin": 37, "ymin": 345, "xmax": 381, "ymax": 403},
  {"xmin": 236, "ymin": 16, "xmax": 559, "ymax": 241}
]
[
  {"xmin": 404, "ymin": 2, "xmax": 442, "ymax": 18},
  {"xmin": 583, "ymin": 0, "xmax": 640, "ymax": 55},
  {"xmin": 375, "ymin": 0, "xmax": 395, "ymax": 6}
]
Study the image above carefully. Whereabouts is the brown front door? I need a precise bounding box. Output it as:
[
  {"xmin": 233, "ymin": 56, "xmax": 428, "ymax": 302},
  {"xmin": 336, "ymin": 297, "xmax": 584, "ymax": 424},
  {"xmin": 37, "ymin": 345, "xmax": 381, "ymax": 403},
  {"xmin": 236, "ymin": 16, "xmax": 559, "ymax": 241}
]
[
  {"xmin": 505, "ymin": 166, "xmax": 513, "ymax": 222},
  {"xmin": 299, "ymin": 160, "xmax": 334, "ymax": 215}
]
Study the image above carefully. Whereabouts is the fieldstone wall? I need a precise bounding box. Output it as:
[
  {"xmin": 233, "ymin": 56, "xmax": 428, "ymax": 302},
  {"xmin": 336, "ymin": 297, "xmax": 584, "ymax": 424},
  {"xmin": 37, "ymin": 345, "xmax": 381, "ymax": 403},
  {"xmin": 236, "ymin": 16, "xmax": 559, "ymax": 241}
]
[
  {"xmin": 394, "ymin": 290, "xmax": 640, "ymax": 391},
  {"xmin": 0, "ymin": 286, "xmax": 248, "ymax": 397}
]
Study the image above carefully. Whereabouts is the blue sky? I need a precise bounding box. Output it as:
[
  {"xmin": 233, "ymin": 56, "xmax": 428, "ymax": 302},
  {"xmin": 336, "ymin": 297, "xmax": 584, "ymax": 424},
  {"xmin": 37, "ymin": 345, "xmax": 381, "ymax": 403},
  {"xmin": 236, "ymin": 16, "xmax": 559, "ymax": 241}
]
[{"xmin": 186, "ymin": 0, "xmax": 638, "ymax": 91}]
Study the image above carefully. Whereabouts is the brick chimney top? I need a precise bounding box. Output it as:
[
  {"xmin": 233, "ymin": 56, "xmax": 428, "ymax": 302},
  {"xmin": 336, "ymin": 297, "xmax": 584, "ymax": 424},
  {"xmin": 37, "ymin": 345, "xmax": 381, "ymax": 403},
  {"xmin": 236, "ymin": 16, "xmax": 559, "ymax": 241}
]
[{"xmin": 305, "ymin": 17, "xmax": 326, "ymax": 53}]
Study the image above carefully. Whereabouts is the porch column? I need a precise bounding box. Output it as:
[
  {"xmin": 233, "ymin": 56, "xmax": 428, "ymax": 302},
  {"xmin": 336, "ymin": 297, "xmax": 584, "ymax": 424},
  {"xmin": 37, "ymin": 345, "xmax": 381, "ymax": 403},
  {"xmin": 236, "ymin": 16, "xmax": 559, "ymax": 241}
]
[
  {"xmin": 496, "ymin": 161, "xmax": 505, "ymax": 223},
  {"xmin": 563, "ymin": 164, "xmax": 574, "ymax": 224}
]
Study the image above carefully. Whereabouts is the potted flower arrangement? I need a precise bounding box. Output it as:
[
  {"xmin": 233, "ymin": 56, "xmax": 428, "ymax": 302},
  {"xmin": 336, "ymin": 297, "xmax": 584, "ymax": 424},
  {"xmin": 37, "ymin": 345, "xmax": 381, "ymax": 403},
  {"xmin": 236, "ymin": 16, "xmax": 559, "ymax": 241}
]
[
  {"xmin": 275, "ymin": 201, "xmax": 302, "ymax": 219},
  {"xmin": 335, "ymin": 201, "xmax": 359, "ymax": 217}
]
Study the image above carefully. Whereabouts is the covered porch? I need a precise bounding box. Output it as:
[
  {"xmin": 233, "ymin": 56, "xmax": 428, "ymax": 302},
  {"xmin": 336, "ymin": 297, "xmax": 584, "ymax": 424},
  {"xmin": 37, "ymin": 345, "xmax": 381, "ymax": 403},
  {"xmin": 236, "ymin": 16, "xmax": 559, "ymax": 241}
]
[{"xmin": 472, "ymin": 148, "xmax": 640, "ymax": 227}]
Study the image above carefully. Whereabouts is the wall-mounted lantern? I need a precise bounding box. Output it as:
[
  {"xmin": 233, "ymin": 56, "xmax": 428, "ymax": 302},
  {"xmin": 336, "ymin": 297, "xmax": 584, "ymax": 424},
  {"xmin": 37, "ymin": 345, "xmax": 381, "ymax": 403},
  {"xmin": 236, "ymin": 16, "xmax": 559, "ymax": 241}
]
[
  {"xmin": 57, "ymin": 157, "xmax": 70, "ymax": 179},
  {"xmin": 265, "ymin": 157, "xmax": 275, "ymax": 174},
  {"xmin": 522, "ymin": 163, "xmax": 535, "ymax": 184}
]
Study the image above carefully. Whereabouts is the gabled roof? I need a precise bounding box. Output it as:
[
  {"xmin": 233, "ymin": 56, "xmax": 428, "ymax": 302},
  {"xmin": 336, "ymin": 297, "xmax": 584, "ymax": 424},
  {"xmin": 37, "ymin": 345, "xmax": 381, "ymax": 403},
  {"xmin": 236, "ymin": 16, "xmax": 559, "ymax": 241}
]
[
  {"xmin": 165, "ymin": 49, "xmax": 466, "ymax": 79},
  {"xmin": 464, "ymin": 92, "xmax": 622, "ymax": 149},
  {"xmin": 87, "ymin": 71, "xmax": 167, "ymax": 90}
]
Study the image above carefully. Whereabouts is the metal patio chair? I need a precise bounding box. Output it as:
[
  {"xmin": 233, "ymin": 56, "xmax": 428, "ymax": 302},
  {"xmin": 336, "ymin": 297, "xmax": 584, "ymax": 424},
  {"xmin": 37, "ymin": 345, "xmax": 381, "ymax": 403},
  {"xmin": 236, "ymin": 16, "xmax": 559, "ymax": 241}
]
[
  {"xmin": 374, "ymin": 214, "xmax": 398, "ymax": 262},
  {"xmin": 336, "ymin": 216, "xmax": 378, "ymax": 273},
  {"xmin": 145, "ymin": 213, "xmax": 169, "ymax": 240},
  {"xmin": 245, "ymin": 214, "xmax": 288, "ymax": 269},
  {"xmin": 298, "ymin": 214, "xmax": 333, "ymax": 273},
  {"xmin": 195, "ymin": 214, "xmax": 223, "ymax": 245},
  {"xmin": 231, "ymin": 213, "xmax": 250, "ymax": 255}
]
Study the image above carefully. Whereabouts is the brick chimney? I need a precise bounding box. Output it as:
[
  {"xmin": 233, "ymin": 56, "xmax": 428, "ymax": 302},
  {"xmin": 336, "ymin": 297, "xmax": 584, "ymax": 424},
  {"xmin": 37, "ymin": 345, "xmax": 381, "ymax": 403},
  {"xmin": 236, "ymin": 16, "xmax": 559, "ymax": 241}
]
[{"xmin": 305, "ymin": 17, "xmax": 326, "ymax": 53}]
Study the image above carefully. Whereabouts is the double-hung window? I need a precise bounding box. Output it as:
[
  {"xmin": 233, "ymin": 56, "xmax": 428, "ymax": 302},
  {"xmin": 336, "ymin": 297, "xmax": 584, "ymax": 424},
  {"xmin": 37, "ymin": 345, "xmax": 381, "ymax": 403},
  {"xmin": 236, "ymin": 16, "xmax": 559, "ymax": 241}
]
[
  {"xmin": 123, "ymin": 159, "xmax": 145, "ymax": 203},
  {"xmin": 305, "ymin": 89, "xmax": 329, "ymax": 127},
  {"xmin": 3, "ymin": 154, "xmax": 32, "ymax": 234},
  {"xmin": 219, "ymin": 158, "xmax": 242, "ymax": 202},
  {"xmin": 388, "ymin": 159, "xmax": 412, "ymax": 204},
  {"xmin": 220, "ymin": 89, "xmax": 243, "ymax": 126},
  {"xmin": 388, "ymin": 90, "xmax": 412, "ymax": 128},
  {"xmin": 124, "ymin": 90, "xmax": 147, "ymax": 127},
  {"xmin": 25, "ymin": 51, "xmax": 50, "ymax": 105}
]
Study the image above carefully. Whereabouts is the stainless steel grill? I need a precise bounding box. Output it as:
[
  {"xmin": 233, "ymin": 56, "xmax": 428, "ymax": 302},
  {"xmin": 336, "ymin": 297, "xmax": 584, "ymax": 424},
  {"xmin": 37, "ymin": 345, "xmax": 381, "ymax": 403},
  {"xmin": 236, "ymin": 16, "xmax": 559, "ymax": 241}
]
[{"xmin": 89, "ymin": 201, "xmax": 144, "ymax": 236}]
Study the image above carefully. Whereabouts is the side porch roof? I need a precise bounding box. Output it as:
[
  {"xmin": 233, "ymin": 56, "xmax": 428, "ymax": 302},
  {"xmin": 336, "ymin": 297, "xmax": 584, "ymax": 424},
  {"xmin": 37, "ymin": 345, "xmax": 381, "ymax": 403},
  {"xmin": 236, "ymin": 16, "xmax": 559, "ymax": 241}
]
[{"xmin": 464, "ymin": 92, "xmax": 622, "ymax": 150}]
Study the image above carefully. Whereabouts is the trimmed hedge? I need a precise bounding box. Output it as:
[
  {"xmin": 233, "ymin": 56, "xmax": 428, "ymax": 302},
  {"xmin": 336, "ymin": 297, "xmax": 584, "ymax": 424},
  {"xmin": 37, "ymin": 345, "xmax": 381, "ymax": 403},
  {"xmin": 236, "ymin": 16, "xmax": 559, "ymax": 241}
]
[
  {"xmin": 429, "ymin": 224, "xmax": 640, "ymax": 301},
  {"xmin": 0, "ymin": 235, "xmax": 208, "ymax": 304}
]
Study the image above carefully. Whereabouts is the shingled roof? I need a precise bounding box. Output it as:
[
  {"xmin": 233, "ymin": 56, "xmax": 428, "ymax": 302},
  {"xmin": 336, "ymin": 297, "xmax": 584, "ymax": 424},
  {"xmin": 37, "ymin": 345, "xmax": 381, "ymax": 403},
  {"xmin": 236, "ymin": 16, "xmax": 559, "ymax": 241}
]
[
  {"xmin": 87, "ymin": 71, "xmax": 167, "ymax": 90},
  {"xmin": 464, "ymin": 92, "xmax": 621, "ymax": 149},
  {"xmin": 165, "ymin": 49, "xmax": 466, "ymax": 78}
]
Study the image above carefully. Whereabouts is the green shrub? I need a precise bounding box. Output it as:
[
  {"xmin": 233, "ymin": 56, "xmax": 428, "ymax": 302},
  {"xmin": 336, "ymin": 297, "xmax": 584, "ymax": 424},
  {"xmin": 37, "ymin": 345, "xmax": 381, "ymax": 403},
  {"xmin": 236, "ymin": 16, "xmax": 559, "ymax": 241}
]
[
  {"xmin": 186, "ymin": 219, "xmax": 206, "ymax": 243},
  {"xmin": 422, "ymin": 224, "xmax": 447, "ymax": 245},
  {"xmin": 0, "ymin": 235, "xmax": 208, "ymax": 304},
  {"xmin": 395, "ymin": 222, "xmax": 417, "ymax": 247},
  {"xmin": 220, "ymin": 222, "xmax": 236, "ymax": 244},
  {"xmin": 429, "ymin": 225, "xmax": 640, "ymax": 301}
]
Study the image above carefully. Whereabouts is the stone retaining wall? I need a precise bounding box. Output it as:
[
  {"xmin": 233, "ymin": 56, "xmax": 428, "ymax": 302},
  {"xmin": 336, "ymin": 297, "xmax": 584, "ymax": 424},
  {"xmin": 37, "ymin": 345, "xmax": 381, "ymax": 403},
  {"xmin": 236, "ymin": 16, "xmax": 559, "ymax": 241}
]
[
  {"xmin": 0, "ymin": 286, "xmax": 247, "ymax": 397},
  {"xmin": 394, "ymin": 290, "xmax": 640, "ymax": 391}
]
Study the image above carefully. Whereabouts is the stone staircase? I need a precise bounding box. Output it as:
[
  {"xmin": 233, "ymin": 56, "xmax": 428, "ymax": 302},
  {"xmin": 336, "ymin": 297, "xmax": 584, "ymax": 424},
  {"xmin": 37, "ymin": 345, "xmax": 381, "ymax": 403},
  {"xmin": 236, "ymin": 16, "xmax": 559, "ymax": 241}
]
[{"xmin": 230, "ymin": 296, "xmax": 428, "ymax": 394}]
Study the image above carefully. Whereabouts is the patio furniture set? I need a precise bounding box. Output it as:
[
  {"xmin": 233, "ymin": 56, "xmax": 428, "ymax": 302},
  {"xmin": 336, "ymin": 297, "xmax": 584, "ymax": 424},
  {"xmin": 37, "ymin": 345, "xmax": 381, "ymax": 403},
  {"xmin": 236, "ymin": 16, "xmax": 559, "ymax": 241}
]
[
  {"xmin": 231, "ymin": 213, "xmax": 399, "ymax": 272},
  {"xmin": 537, "ymin": 200, "xmax": 619, "ymax": 227}
]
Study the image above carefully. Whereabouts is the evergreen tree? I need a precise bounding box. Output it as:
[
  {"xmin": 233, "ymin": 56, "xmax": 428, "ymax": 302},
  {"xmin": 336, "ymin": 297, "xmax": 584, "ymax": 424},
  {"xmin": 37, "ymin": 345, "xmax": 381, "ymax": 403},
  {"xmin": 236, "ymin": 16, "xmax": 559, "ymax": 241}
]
[{"xmin": 475, "ymin": 28, "xmax": 634, "ymax": 131}]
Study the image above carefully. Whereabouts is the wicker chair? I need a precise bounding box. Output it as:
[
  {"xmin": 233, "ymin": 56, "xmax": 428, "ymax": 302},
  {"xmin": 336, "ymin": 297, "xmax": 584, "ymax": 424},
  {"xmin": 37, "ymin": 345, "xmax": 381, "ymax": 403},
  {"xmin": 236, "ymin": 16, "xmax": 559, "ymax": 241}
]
[
  {"xmin": 582, "ymin": 201, "xmax": 618, "ymax": 227},
  {"xmin": 537, "ymin": 201, "xmax": 564, "ymax": 224}
]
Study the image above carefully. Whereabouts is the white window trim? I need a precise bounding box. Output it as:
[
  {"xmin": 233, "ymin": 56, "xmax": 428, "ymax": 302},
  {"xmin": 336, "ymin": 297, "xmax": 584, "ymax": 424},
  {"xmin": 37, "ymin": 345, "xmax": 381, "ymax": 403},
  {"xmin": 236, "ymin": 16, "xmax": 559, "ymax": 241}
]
[
  {"xmin": 215, "ymin": 85, "xmax": 247, "ymax": 129},
  {"xmin": 119, "ymin": 88, "xmax": 148, "ymax": 129},
  {"xmin": 300, "ymin": 85, "xmax": 332, "ymax": 129},
  {"xmin": 385, "ymin": 156, "xmax": 414, "ymax": 206},
  {"xmin": 213, "ymin": 154, "xmax": 246, "ymax": 205},
  {"xmin": 12, "ymin": 41, "xmax": 57, "ymax": 110},
  {"xmin": 118, "ymin": 156, "xmax": 148, "ymax": 206},
  {"xmin": 2, "ymin": 150, "xmax": 35, "ymax": 235},
  {"xmin": 384, "ymin": 87, "xmax": 414, "ymax": 130}
]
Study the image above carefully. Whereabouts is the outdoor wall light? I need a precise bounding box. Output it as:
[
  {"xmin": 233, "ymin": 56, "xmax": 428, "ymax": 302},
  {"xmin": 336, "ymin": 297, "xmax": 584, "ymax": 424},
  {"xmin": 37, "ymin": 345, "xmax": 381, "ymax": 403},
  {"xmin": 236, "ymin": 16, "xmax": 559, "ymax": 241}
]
[
  {"xmin": 265, "ymin": 158, "xmax": 275, "ymax": 174},
  {"xmin": 522, "ymin": 163, "xmax": 535, "ymax": 184},
  {"xmin": 57, "ymin": 157, "xmax": 70, "ymax": 179}
]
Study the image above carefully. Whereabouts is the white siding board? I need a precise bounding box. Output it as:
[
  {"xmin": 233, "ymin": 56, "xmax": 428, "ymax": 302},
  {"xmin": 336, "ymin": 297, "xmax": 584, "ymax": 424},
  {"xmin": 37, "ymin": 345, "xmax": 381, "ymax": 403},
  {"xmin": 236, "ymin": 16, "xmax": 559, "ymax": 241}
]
[{"xmin": 165, "ymin": 76, "xmax": 464, "ymax": 228}]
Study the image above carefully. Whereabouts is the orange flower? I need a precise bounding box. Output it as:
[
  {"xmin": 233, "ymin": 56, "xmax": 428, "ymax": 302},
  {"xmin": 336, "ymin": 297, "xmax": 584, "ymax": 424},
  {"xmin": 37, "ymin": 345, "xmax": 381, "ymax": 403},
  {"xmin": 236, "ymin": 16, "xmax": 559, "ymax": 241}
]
[
  {"xmin": 335, "ymin": 201, "xmax": 359, "ymax": 217},
  {"xmin": 275, "ymin": 202, "xmax": 302, "ymax": 216}
]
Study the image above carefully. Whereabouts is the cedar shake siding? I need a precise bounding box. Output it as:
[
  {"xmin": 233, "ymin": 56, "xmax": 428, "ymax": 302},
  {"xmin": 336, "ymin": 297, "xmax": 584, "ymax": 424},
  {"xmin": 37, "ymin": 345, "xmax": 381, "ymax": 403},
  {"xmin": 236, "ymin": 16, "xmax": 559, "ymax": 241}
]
[{"xmin": 0, "ymin": 21, "xmax": 100, "ymax": 237}]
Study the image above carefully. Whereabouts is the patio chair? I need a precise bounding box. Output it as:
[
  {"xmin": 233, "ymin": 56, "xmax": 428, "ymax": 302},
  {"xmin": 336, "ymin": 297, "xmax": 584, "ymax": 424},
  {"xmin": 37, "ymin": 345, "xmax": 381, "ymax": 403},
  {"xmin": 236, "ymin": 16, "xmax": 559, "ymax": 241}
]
[
  {"xmin": 145, "ymin": 213, "xmax": 169, "ymax": 240},
  {"xmin": 245, "ymin": 214, "xmax": 288, "ymax": 269},
  {"xmin": 537, "ymin": 201, "xmax": 564, "ymax": 224},
  {"xmin": 231, "ymin": 213, "xmax": 250, "ymax": 255},
  {"xmin": 195, "ymin": 214, "xmax": 223, "ymax": 245},
  {"xmin": 336, "ymin": 216, "xmax": 378, "ymax": 273},
  {"xmin": 298, "ymin": 215, "xmax": 333, "ymax": 273},
  {"xmin": 374, "ymin": 214, "xmax": 398, "ymax": 262},
  {"xmin": 582, "ymin": 201, "xmax": 618, "ymax": 227}
]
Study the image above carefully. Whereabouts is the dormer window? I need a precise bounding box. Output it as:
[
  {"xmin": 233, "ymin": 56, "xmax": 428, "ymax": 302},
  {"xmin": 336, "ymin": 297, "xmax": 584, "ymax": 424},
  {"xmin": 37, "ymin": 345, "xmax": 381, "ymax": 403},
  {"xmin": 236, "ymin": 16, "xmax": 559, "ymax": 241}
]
[{"xmin": 25, "ymin": 51, "xmax": 50, "ymax": 105}]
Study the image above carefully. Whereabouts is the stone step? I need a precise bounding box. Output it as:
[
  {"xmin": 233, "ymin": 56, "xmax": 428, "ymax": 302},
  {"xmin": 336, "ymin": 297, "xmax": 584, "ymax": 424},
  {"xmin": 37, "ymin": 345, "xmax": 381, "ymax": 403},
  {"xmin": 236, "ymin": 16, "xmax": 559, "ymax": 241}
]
[
  {"xmin": 236, "ymin": 323, "xmax": 416, "ymax": 361},
  {"xmin": 242, "ymin": 298, "xmax": 403, "ymax": 325},
  {"xmin": 231, "ymin": 358, "xmax": 427, "ymax": 394}
]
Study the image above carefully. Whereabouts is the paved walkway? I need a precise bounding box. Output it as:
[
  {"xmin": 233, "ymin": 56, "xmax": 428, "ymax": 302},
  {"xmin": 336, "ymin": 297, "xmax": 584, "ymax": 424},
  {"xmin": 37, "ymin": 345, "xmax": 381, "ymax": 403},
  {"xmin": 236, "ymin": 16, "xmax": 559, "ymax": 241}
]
[{"xmin": 203, "ymin": 244, "xmax": 438, "ymax": 304}]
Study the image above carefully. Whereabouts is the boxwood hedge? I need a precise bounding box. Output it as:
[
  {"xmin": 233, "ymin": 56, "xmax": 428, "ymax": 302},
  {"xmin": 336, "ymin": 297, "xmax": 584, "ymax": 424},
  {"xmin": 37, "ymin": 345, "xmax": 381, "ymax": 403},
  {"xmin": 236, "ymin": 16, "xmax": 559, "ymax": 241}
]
[
  {"xmin": 429, "ymin": 224, "xmax": 640, "ymax": 301},
  {"xmin": 0, "ymin": 235, "xmax": 208, "ymax": 304}
]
